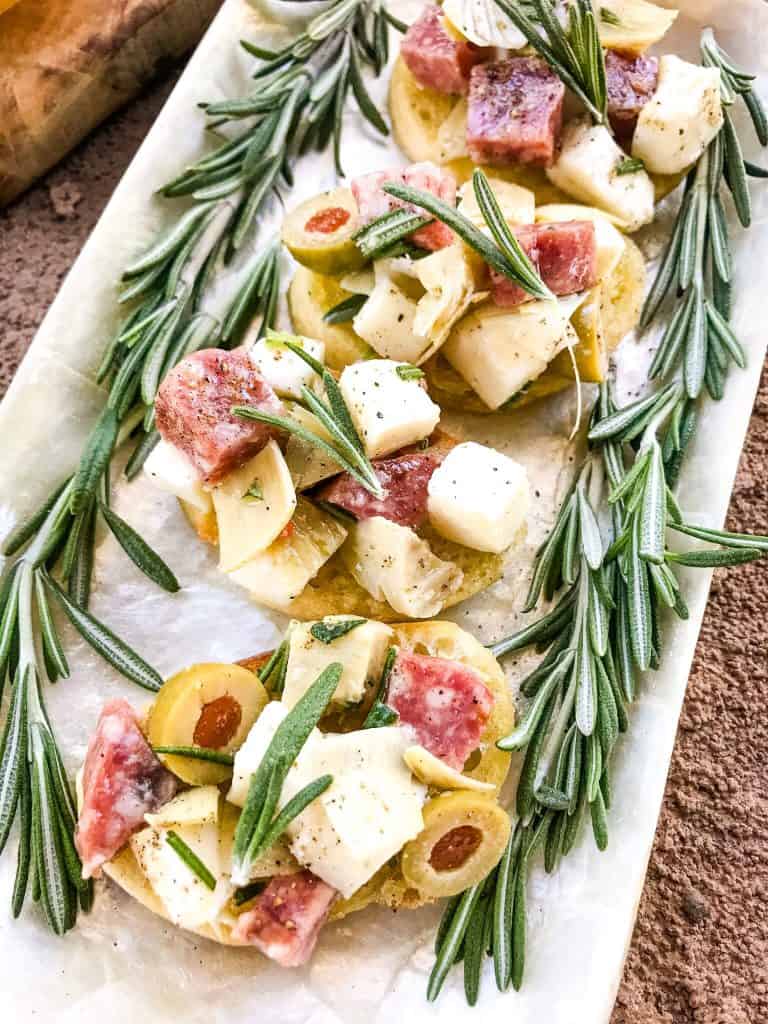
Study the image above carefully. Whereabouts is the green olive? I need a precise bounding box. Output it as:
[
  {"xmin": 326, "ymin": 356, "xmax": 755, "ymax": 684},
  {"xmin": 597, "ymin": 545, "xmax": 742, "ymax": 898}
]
[
  {"xmin": 147, "ymin": 663, "xmax": 268, "ymax": 785},
  {"xmin": 400, "ymin": 791, "xmax": 511, "ymax": 898},
  {"xmin": 282, "ymin": 187, "xmax": 366, "ymax": 276}
]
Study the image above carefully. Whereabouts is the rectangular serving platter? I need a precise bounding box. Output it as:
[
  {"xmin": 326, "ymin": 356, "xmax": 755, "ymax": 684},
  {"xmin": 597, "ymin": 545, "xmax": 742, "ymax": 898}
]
[{"xmin": 0, "ymin": 1, "xmax": 766, "ymax": 1020}]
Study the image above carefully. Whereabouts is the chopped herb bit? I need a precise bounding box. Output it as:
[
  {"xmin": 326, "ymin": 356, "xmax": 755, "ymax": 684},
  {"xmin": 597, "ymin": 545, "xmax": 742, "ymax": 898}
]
[
  {"xmin": 165, "ymin": 830, "xmax": 217, "ymax": 891},
  {"xmin": 153, "ymin": 745, "xmax": 235, "ymax": 766},
  {"xmin": 323, "ymin": 294, "xmax": 367, "ymax": 324},
  {"xmin": 233, "ymin": 880, "xmax": 267, "ymax": 906},
  {"xmin": 600, "ymin": 7, "xmax": 621, "ymax": 26},
  {"xmin": 243, "ymin": 480, "xmax": 264, "ymax": 501},
  {"xmin": 396, "ymin": 365, "xmax": 425, "ymax": 381},
  {"xmin": 363, "ymin": 646, "xmax": 399, "ymax": 729},
  {"xmin": 310, "ymin": 618, "xmax": 367, "ymax": 644},
  {"xmin": 615, "ymin": 157, "xmax": 646, "ymax": 176}
]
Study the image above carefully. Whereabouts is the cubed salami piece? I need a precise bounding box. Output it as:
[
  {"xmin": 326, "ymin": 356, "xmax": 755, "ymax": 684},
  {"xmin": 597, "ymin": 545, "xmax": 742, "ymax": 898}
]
[
  {"xmin": 467, "ymin": 57, "xmax": 565, "ymax": 167},
  {"xmin": 401, "ymin": 4, "xmax": 492, "ymax": 95},
  {"xmin": 316, "ymin": 447, "xmax": 447, "ymax": 528},
  {"xmin": 76, "ymin": 699, "xmax": 178, "ymax": 879},
  {"xmin": 606, "ymin": 49, "xmax": 659, "ymax": 141},
  {"xmin": 490, "ymin": 220, "xmax": 598, "ymax": 308},
  {"xmin": 387, "ymin": 651, "xmax": 494, "ymax": 770},
  {"xmin": 155, "ymin": 348, "xmax": 285, "ymax": 484},
  {"xmin": 351, "ymin": 162, "xmax": 457, "ymax": 251},
  {"xmin": 232, "ymin": 870, "xmax": 337, "ymax": 967}
]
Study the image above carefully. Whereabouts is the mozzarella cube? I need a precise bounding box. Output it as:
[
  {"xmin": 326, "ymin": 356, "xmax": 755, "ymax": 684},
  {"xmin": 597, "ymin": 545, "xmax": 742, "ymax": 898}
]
[
  {"xmin": 353, "ymin": 267, "xmax": 427, "ymax": 364},
  {"xmin": 131, "ymin": 817, "xmax": 226, "ymax": 930},
  {"xmin": 249, "ymin": 335, "xmax": 325, "ymax": 400},
  {"xmin": 633, "ymin": 55, "xmax": 723, "ymax": 175},
  {"xmin": 282, "ymin": 617, "xmax": 393, "ymax": 710},
  {"xmin": 443, "ymin": 298, "xmax": 580, "ymax": 410},
  {"xmin": 282, "ymin": 727, "xmax": 426, "ymax": 898},
  {"xmin": 143, "ymin": 439, "xmax": 212, "ymax": 515},
  {"xmin": 339, "ymin": 359, "xmax": 441, "ymax": 458},
  {"xmin": 427, "ymin": 442, "xmax": 529, "ymax": 553},
  {"xmin": 547, "ymin": 119, "xmax": 655, "ymax": 231},
  {"xmin": 212, "ymin": 440, "xmax": 297, "ymax": 572},
  {"xmin": 343, "ymin": 516, "xmax": 463, "ymax": 618}
]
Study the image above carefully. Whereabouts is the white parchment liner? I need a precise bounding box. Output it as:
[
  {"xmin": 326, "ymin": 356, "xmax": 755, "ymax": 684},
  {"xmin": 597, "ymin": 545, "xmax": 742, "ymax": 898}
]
[{"xmin": 0, "ymin": 1, "xmax": 766, "ymax": 1020}]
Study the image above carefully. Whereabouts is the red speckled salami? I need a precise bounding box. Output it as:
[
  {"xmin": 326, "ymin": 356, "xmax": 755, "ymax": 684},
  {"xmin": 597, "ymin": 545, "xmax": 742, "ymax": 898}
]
[
  {"xmin": 489, "ymin": 220, "xmax": 598, "ymax": 307},
  {"xmin": 606, "ymin": 49, "xmax": 659, "ymax": 141},
  {"xmin": 400, "ymin": 4, "xmax": 491, "ymax": 95},
  {"xmin": 351, "ymin": 162, "xmax": 457, "ymax": 251},
  {"xmin": 76, "ymin": 699, "xmax": 177, "ymax": 879}
]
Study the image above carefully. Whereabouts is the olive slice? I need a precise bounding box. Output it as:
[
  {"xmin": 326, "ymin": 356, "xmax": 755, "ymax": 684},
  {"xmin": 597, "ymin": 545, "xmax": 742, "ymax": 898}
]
[
  {"xmin": 282, "ymin": 187, "xmax": 366, "ymax": 276},
  {"xmin": 400, "ymin": 791, "xmax": 511, "ymax": 898},
  {"xmin": 147, "ymin": 663, "xmax": 269, "ymax": 785}
]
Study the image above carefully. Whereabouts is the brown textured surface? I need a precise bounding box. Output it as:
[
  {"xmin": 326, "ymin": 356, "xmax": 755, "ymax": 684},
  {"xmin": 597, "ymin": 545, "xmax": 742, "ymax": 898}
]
[{"xmin": 1, "ymin": 76, "xmax": 766, "ymax": 1024}]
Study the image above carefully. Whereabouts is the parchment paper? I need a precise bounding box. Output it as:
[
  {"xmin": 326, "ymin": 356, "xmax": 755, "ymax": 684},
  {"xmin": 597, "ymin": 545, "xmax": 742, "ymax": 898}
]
[{"xmin": 0, "ymin": 1, "xmax": 766, "ymax": 1020}]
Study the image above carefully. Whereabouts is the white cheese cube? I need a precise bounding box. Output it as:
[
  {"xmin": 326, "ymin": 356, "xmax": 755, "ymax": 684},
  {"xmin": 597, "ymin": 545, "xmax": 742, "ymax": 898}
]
[
  {"xmin": 249, "ymin": 336, "xmax": 325, "ymax": 400},
  {"xmin": 442, "ymin": 298, "xmax": 580, "ymax": 410},
  {"xmin": 282, "ymin": 617, "xmax": 393, "ymax": 710},
  {"xmin": 547, "ymin": 119, "xmax": 655, "ymax": 231},
  {"xmin": 343, "ymin": 516, "xmax": 463, "ymax": 618},
  {"xmin": 632, "ymin": 55, "xmax": 723, "ymax": 175},
  {"xmin": 338, "ymin": 359, "xmax": 441, "ymax": 458},
  {"xmin": 427, "ymin": 442, "xmax": 529, "ymax": 554},
  {"xmin": 143, "ymin": 439, "xmax": 212, "ymax": 515},
  {"xmin": 131, "ymin": 818, "xmax": 226, "ymax": 930},
  {"xmin": 212, "ymin": 440, "xmax": 297, "ymax": 572},
  {"xmin": 145, "ymin": 786, "xmax": 219, "ymax": 829},
  {"xmin": 353, "ymin": 268, "xmax": 428, "ymax": 364},
  {"xmin": 282, "ymin": 727, "xmax": 426, "ymax": 898}
]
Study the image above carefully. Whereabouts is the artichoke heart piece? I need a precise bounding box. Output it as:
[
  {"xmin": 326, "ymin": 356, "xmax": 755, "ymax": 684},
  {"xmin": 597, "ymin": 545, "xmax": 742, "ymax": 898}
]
[
  {"xmin": 283, "ymin": 403, "xmax": 343, "ymax": 492},
  {"xmin": 147, "ymin": 663, "xmax": 269, "ymax": 786},
  {"xmin": 212, "ymin": 440, "xmax": 297, "ymax": 573},
  {"xmin": 343, "ymin": 516, "xmax": 463, "ymax": 620},
  {"xmin": 145, "ymin": 787, "xmax": 220, "ymax": 829},
  {"xmin": 287, "ymin": 265, "xmax": 374, "ymax": 370},
  {"xmin": 282, "ymin": 187, "xmax": 365, "ymax": 276},
  {"xmin": 442, "ymin": 297, "xmax": 581, "ymax": 411},
  {"xmin": 596, "ymin": 0, "xmax": 678, "ymax": 53},
  {"xmin": 404, "ymin": 746, "xmax": 495, "ymax": 792},
  {"xmin": 437, "ymin": 97, "xmax": 470, "ymax": 164},
  {"xmin": 400, "ymin": 791, "xmax": 511, "ymax": 898},
  {"xmin": 228, "ymin": 497, "xmax": 348, "ymax": 612}
]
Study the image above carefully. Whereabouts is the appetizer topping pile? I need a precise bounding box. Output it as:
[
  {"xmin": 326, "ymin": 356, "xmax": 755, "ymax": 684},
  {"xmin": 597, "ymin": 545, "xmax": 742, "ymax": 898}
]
[{"xmin": 74, "ymin": 620, "xmax": 514, "ymax": 967}]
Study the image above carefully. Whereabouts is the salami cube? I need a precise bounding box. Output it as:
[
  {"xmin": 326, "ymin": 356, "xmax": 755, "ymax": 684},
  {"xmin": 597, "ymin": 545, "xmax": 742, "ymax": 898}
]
[
  {"xmin": 387, "ymin": 650, "xmax": 494, "ymax": 770},
  {"xmin": 490, "ymin": 220, "xmax": 598, "ymax": 308},
  {"xmin": 232, "ymin": 870, "xmax": 336, "ymax": 967},
  {"xmin": 351, "ymin": 162, "xmax": 457, "ymax": 251},
  {"xmin": 606, "ymin": 49, "xmax": 659, "ymax": 141},
  {"xmin": 467, "ymin": 57, "xmax": 565, "ymax": 167},
  {"xmin": 155, "ymin": 348, "xmax": 286, "ymax": 485},
  {"xmin": 315, "ymin": 447, "xmax": 446, "ymax": 528},
  {"xmin": 76, "ymin": 699, "xmax": 178, "ymax": 879},
  {"xmin": 401, "ymin": 4, "xmax": 492, "ymax": 95}
]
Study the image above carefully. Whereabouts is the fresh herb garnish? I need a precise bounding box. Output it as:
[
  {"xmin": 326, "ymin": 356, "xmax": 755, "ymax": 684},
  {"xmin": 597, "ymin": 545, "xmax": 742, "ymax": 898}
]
[
  {"xmin": 243, "ymin": 481, "xmax": 264, "ymax": 502},
  {"xmin": 427, "ymin": 28, "xmax": 768, "ymax": 1005},
  {"xmin": 615, "ymin": 157, "xmax": 646, "ymax": 175},
  {"xmin": 353, "ymin": 208, "xmax": 432, "ymax": 260},
  {"xmin": 233, "ymin": 332, "xmax": 384, "ymax": 499},
  {"xmin": 165, "ymin": 830, "xmax": 217, "ymax": 891},
  {"xmin": 323, "ymin": 294, "xmax": 367, "ymax": 324},
  {"xmin": 310, "ymin": 618, "xmax": 366, "ymax": 644},
  {"xmin": 153, "ymin": 746, "xmax": 235, "ymax": 766},
  {"xmin": 491, "ymin": 0, "xmax": 608, "ymax": 124},
  {"xmin": 232, "ymin": 880, "xmax": 267, "ymax": 906},
  {"xmin": 232, "ymin": 664, "xmax": 342, "ymax": 883},
  {"xmin": 362, "ymin": 646, "xmax": 398, "ymax": 729},
  {"xmin": 258, "ymin": 637, "xmax": 291, "ymax": 697},
  {"xmin": 599, "ymin": 6, "xmax": 621, "ymax": 26},
  {"xmin": 396, "ymin": 365, "xmax": 426, "ymax": 381},
  {"xmin": 384, "ymin": 170, "xmax": 553, "ymax": 300}
]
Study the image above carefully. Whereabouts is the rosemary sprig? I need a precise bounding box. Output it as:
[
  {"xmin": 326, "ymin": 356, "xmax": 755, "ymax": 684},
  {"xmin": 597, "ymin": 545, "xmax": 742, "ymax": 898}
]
[
  {"xmin": 641, "ymin": 33, "xmax": 766, "ymax": 399},
  {"xmin": 429, "ymin": 27, "xmax": 768, "ymax": 1002},
  {"xmin": 361, "ymin": 646, "xmax": 397, "ymax": 729},
  {"xmin": 323, "ymin": 294, "xmax": 367, "ymax": 324},
  {"xmin": 153, "ymin": 746, "xmax": 235, "ymax": 766},
  {"xmin": 384, "ymin": 170, "xmax": 553, "ymax": 300},
  {"xmin": 309, "ymin": 618, "xmax": 366, "ymax": 644},
  {"xmin": 165, "ymin": 830, "xmax": 218, "ymax": 891},
  {"xmin": 233, "ymin": 332, "xmax": 385, "ymax": 498},
  {"xmin": 231, "ymin": 664, "xmax": 341, "ymax": 883},
  {"xmin": 492, "ymin": 0, "xmax": 608, "ymax": 124},
  {"xmin": 353, "ymin": 208, "xmax": 433, "ymax": 260}
]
